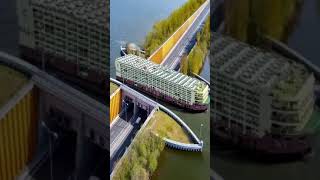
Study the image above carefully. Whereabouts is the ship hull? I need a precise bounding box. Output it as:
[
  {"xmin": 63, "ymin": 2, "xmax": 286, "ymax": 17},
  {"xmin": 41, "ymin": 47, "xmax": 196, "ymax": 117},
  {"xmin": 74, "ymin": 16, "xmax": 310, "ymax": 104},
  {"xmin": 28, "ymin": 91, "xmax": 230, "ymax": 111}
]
[
  {"xmin": 19, "ymin": 45, "xmax": 106, "ymax": 85},
  {"xmin": 19, "ymin": 45, "xmax": 107, "ymax": 98},
  {"xmin": 212, "ymin": 123, "xmax": 312, "ymax": 161},
  {"xmin": 117, "ymin": 76, "xmax": 208, "ymax": 112}
]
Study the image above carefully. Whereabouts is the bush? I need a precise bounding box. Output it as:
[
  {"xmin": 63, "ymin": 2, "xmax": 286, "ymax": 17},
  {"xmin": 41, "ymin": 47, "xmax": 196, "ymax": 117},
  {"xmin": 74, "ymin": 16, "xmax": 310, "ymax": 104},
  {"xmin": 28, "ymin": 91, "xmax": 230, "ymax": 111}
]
[
  {"xmin": 181, "ymin": 17, "xmax": 210, "ymax": 75},
  {"xmin": 113, "ymin": 130, "xmax": 165, "ymax": 180}
]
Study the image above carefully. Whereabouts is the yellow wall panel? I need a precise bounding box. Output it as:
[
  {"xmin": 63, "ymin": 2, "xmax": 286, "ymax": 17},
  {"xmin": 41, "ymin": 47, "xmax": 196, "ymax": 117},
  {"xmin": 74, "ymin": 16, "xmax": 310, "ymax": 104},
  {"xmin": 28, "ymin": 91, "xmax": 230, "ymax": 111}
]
[
  {"xmin": 110, "ymin": 90, "xmax": 122, "ymax": 124},
  {"xmin": 0, "ymin": 87, "xmax": 38, "ymax": 179}
]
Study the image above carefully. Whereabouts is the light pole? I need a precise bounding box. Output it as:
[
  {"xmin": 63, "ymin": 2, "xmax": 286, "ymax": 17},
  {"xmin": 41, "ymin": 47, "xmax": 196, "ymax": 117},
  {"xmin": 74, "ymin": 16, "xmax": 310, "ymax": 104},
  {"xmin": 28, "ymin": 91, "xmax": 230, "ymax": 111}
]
[
  {"xmin": 126, "ymin": 103, "xmax": 128, "ymax": 121},
  {"xmin": 200, "ymin": 123, "xmax": 204, "ymax": 139},
  {"xmin": 123, "ymin": 100, "xmax": 128, "ymax": 121},
  {"xmin": 40, "ymin": 48, "xmax": 45, "ymax": 71},
  {"xmin": 41, "ymin": 121, "xmax": 58, "ymax": 180}
]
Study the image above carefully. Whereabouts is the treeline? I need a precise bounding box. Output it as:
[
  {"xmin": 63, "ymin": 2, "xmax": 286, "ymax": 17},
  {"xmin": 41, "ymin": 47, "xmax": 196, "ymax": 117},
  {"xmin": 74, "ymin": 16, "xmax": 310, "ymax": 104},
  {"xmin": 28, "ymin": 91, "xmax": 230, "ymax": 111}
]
[
  {"xmin": 181, "ymin": 17, "xmax": 210, "ymax": 75},
  {"xmin": 224, "ymin": 0, "xmax": 298, "ymax": 44},
  {"xmin": 113, "ymin": 130, "xmax": 165, "ymax": 180},
  {"xmin": 144, "ymin": 0, "xmax": 206, "ymax": 56}
]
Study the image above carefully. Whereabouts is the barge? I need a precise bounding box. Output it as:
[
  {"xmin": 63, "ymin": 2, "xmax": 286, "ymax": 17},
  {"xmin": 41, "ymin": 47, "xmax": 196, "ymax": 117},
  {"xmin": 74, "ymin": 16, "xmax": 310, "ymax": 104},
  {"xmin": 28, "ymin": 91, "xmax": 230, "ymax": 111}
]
[{"xmin": 115, "ymin": 54, "xmax": 209, "ymax": 112}]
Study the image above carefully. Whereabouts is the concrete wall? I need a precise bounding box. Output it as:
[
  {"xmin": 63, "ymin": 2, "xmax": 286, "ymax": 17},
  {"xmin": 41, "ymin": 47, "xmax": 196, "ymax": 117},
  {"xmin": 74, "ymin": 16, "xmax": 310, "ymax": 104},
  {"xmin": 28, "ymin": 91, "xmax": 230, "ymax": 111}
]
[
  {"xmin": 40, "ymin": 90, "xmax": 108, "ymax": 150},
  {"xmin": 110, "ymin": 89, "xmax": 122, "ymax": 124},
  {"xmin": 0, "ymin": 86, "xmax": 38, "ymax": 180}
]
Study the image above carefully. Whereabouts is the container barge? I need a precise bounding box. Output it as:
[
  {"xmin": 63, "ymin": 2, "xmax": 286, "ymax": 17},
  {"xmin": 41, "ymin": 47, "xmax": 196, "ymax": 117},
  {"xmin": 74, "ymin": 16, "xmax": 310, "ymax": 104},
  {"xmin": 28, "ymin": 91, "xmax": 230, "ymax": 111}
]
[
  {"xmin": 17, "ymin": 0, "xmax": 108, "ymax": 86},
  {"xmin": 211, "ymin": 33, "xmax": 315, "ymax": 158},
  {"xmin": 115, "ymin": 54, "xmax": 209, "ymax": 112}
]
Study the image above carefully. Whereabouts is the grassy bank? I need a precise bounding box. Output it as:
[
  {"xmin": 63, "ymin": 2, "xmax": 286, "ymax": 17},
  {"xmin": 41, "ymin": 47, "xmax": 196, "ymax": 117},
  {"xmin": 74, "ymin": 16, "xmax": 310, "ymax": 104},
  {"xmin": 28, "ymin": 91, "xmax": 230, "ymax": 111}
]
[
  {"xmin": 149, "ymin": 111, "xmax": 191, "ymax": 144},
  {"xmin": 110, "ymin": 82, "xmax": 119, "ymax": 96},
  {"xmin": 144, "ymin": 0, "xmax": 206, "ymax": 56},
  {"xmin": 113, "ymin": 129, "xmax": 165, "ymax": 180},
  {"xmin": 180, "ymin": 17, "xmax": 210, "ymax": 75},
  {"xmin": 0, "ymin": 65, "xmax": 28, "ymax": 108}
]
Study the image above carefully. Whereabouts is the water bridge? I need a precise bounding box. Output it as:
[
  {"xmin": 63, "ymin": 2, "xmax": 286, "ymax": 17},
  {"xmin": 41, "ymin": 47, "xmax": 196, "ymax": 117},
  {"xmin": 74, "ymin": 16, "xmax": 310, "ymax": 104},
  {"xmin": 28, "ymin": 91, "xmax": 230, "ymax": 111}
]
[{"xmin": 148, "ymin": 0, "xmax": 210, "ymax": 70}]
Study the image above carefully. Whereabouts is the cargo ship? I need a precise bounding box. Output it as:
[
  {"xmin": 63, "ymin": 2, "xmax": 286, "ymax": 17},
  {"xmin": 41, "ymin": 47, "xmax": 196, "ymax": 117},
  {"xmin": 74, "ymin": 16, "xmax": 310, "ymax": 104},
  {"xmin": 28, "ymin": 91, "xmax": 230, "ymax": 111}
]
[
  {"xmin": 115, "ymin": 54, "xmax": 209, "ymax": 112},
  {"xmin": 17, "ymin": 0, "xmax": 108, "ymax": 86},
  {"xmin": 213, "ymin": 122, "xmax": 312, "ymax": 160},
  {"xmin": 211, "ymin": 33, "xmax": 315, "ymax": 158}
]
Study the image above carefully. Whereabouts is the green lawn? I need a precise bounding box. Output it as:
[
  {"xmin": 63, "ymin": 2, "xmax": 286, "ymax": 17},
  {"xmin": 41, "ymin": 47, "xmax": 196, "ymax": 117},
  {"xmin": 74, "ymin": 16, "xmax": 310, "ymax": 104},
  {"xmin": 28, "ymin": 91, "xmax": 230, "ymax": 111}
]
[
  {"xmin": 110, "ymin": 82, "xmax": 119, "ymax": 96},
  {"xmin": 148, "ymin": 110, "xmax": 191, "ymax": 144},
  {"xmin": 0, "ymin": 65, "xmax": 28, "ymax": 108}
]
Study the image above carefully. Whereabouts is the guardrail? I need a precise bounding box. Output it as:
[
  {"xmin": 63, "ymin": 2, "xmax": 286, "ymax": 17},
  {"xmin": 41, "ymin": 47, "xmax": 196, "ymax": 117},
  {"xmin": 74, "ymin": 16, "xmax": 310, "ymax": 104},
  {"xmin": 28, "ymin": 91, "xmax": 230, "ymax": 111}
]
[
  {"xmin": 0, "ymin": 51, "xmax": 107, "ymax": 123},
  {"xmin": 163, "ymin": 138, "xmax": 203, "ymax": 152},
  {"xmin": 192, "ymin": 72, "xmax": 210, "ymax": 85},
  {"xmin": 264, "ymin": 36, "xmax": 320, "ymax": 80}
]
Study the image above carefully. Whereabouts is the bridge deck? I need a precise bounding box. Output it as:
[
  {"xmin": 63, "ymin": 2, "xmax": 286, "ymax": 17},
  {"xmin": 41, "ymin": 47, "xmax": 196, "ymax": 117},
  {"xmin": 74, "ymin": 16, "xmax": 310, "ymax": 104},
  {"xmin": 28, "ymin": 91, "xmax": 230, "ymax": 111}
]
[{"xmin": 110, "ymin": 117, "xmax": 133, "ymax": 158}]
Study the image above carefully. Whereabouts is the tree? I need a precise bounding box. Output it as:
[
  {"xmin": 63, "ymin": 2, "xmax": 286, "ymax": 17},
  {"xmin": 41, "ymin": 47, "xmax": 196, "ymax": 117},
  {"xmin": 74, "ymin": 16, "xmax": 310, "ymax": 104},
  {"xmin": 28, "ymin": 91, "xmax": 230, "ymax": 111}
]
[
  {"xmin": 148, "ymin": 152, "xmax": 158, "ymax": 173},
  {"xmin": 131, "ymin": 165, "xmax": 149, "ymax": 180},
  {"xmin": 180, "ymin": 54, "xmax": 189, "ymax": 75}
]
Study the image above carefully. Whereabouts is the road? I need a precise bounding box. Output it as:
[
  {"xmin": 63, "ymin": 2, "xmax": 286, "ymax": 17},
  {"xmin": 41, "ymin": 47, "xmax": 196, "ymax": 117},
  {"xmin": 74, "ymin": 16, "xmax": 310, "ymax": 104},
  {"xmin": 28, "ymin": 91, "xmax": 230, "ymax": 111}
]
[
  {"xmin": 110, "ymin": 104, "xmax": 148, "ymax": 174},
  {"xmin": 162, "ymin": 0, "xmax": 210, "ymax": 70}
]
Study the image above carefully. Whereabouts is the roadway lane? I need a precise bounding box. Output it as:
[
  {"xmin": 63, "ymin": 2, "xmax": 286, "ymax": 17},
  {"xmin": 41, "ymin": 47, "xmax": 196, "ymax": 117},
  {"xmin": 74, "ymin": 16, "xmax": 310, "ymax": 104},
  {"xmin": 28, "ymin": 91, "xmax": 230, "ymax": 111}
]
[
  {"xmin": 162, "ymin": 0, "xmax": 210, "ymax": 69},
  {"xmin": 110, "ymin": 108, "xmax": 148, "ymax": 174},
  {"xmin": 110, "ymin": 117, "xmax": 133, "ymax": 158}
]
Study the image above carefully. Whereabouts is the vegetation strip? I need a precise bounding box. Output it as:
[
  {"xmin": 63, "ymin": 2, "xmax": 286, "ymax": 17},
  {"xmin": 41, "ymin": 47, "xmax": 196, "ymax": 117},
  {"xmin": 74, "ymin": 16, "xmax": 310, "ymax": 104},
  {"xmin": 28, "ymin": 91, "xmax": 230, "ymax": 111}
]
[
  {"xmin": 112, "ymin": 129, "xmax": 165, "ymax": 180},
  {"xmin": 144, "ymin": 0, "xmax": 206, "ymax": 57},
  {"xmin": 181, "ymin": 17, "xmax": 210, "ymax": 75}
]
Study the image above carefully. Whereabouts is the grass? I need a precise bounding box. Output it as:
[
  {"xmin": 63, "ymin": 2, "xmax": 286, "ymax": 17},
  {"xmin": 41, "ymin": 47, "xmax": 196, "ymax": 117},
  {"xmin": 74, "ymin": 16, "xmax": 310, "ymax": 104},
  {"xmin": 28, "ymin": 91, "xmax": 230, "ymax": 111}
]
[
  {"xmin": 149, "ymin": 110, "xmax": 191, "ymax": 144},
  {"xmin": 110, "ymin": 82, "xmax": 119, "ymax": 96},
  {"xmin": 0, "ymin": 65, "xmax": 28, "ymax": 108}
]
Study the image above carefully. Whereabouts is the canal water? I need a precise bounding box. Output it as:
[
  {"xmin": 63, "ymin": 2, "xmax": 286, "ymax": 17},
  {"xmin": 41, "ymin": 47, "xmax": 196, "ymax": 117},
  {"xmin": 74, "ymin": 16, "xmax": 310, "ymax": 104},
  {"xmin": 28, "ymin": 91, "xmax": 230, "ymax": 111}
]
[
  {"xmin": 111, "ymin": 0, "xmax": 188, "ymax": 78},
  {"xmin": 110, "ymin": 0, "xmax": 210, "ymax": 179},
  {"xmin": 212, "ymin": 0, "xmax": 320, "ymax": 179}
]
